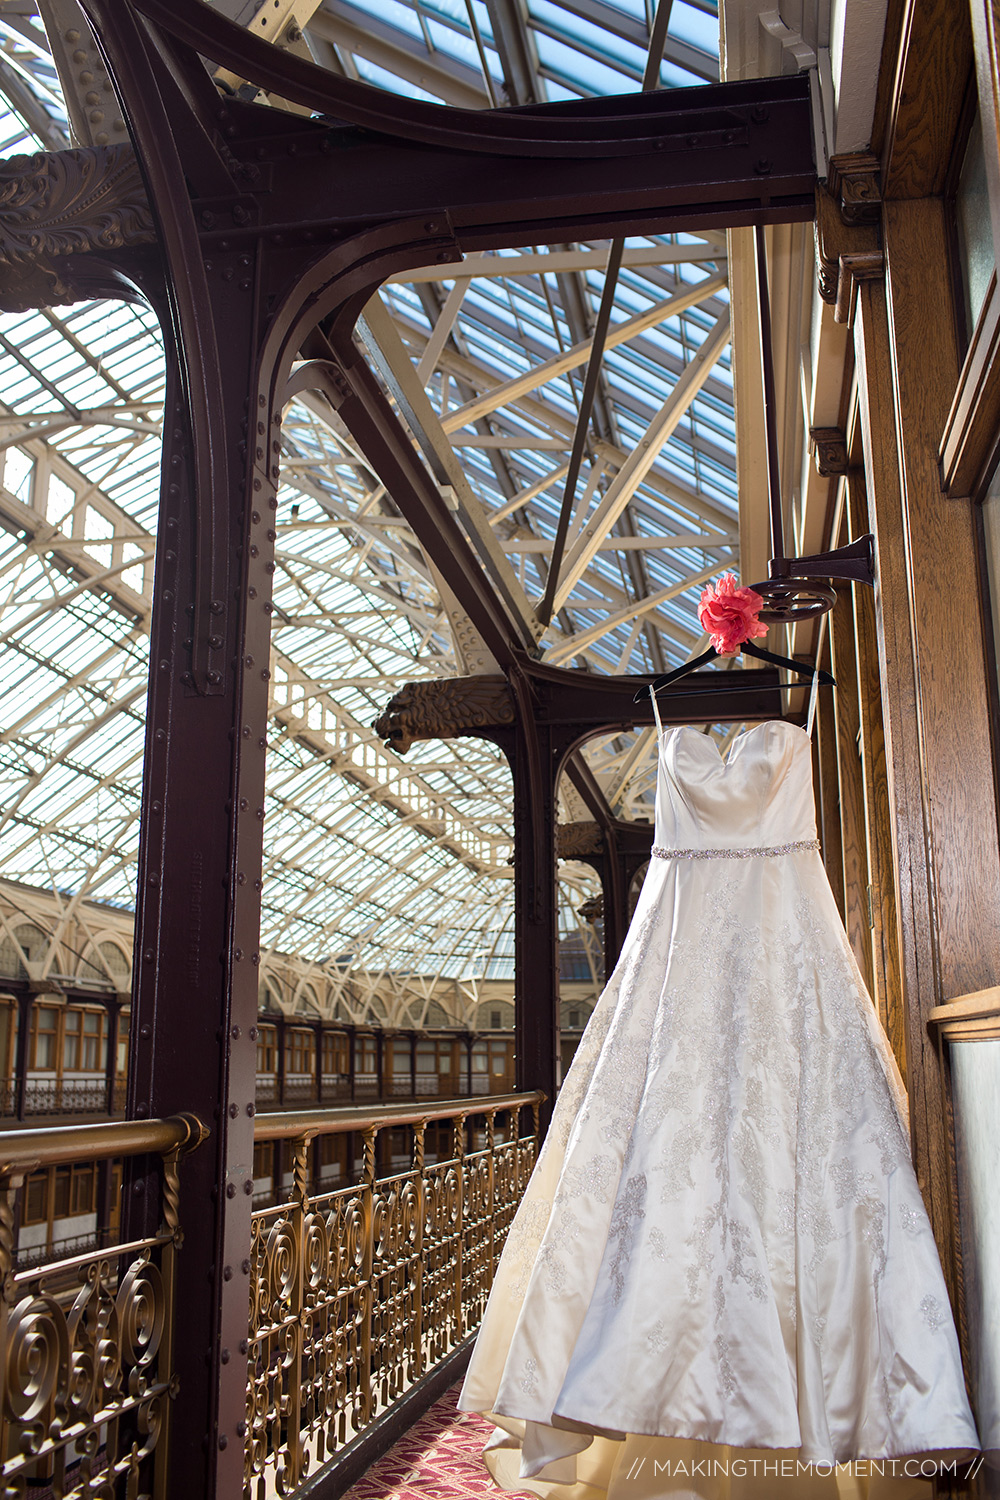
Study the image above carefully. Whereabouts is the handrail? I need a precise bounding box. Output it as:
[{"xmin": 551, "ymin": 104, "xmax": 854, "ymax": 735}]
[
  {"xmin": 246, "ymin": 1088, "xmax": 543, "ymax": 1494},
  {"xmin": 253, "ymin": 1089, "xmax": 543, "ymax": 1142},
  {"xmin": 0, "ymin": 1110, "xmax": 208, "ymax": 1172}
]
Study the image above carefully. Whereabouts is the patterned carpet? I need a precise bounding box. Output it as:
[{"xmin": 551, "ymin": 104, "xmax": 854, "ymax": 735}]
[{"xmin": 342, "ymin": 1383, "xmax": 534, "ymax": 1500}]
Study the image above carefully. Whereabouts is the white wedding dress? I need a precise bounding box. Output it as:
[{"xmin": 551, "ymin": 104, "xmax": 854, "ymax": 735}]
[{"xmin": 459, "ymin": 720, "xmax": 979, "ymax": 1498}]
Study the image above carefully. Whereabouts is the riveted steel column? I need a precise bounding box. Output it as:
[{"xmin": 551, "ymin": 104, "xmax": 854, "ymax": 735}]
[{"xmin": 126, "ymin": 255, "xmax": 281, "ymax": 1494}]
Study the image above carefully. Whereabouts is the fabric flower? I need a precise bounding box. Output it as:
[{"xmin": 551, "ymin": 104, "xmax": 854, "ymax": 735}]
[{"xmin": 698, "ymin": 572, "xmax": 768, "ymax": 656}]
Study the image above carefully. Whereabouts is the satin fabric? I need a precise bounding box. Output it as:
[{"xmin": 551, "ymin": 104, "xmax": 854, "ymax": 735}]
[{"xmin": 459, "ymin": 722, "xmax": 979, "ymax": 1498}]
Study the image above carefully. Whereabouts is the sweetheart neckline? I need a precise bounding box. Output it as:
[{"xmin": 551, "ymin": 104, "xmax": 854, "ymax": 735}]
[{"xmin": 659, "ymin": 720, "xmax": 811, "ymax": 767}]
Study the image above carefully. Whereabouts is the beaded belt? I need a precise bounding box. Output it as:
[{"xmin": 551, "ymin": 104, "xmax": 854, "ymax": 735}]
[{"xmin": 651, "ymin": 838, "xmax": 820, "ymax": 861}]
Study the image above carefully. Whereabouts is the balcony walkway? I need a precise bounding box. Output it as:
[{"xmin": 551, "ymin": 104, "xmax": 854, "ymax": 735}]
[{"xmin": 343, "ymin": 1385, "xmax": 535, "ymax": 1500}]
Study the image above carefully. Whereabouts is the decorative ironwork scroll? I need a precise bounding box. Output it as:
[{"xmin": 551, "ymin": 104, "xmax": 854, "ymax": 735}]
[
  {"xmin": 0, "ymin": 1112, "xmax": 206, "ymax": 1500},
  {"xmin": 245, "ymin": 1092, "xmax": 542, "ymax": 1497}
]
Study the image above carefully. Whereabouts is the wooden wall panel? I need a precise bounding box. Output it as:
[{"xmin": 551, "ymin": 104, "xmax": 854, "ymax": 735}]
[
  {"xmin": 853, "ymin": 198, "xmax": 1000, "ymax": 1291},
  {"xmin": 847, "ymin": 471, "xmax": 907, "ymax": 1080},
  {"xmin": 883, "ymin": 0, "xmax": 973, "ymax": 196},
  {"xmin": 884, "ymin": 198, "xmax": 1000, "ymax": 1001}
]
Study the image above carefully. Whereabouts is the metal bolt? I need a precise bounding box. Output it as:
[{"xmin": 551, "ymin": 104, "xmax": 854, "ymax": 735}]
[
  {"xmin": 218, "ymin": 1435, "xmax": 228, "ymax": 1450},
  {"xmin": 244, "ymin": 1181, "xmax": 253, "ymax": 1195},
  {"xmin": 223, "ymin": 1264, "xmax": 233, "ymax": 1280},
  {"xmin": 229, "ymin": 1103, "xmax": 239, "ymax": 1118},
  {"xmin": 226, "ymin": 1185, "xmax": 236, "ymax": 1200},
  {"xmin": 221, "ymin": 1348, "xmax": 230, "ymax": 1365},
  {"xmin": 755, "ymin": 158, "xmax": 772, "ymax": 174}
]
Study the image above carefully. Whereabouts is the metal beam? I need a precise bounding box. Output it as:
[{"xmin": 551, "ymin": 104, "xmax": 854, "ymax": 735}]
[
  {"xmin": 306, "ymin": 3, "xmax": 489, "ymax": 108},
  {"xmin": 357, "ymin": 293, "xmax": 543, "ymax": 647},
  {"xmin": 550, "ymin": 308, "xmax": 731, "ymax": 612},
  {"xmin": 544, "ymin": 561, "xmax": 718, "ymax": 663},
  {"xmin": 442, "ymin": 271, "xmax": 727, "ymax": 433},
  {"xmin": 502, "ymin": 529, "xmax": 736, "ymax": 551},
  {"xmin": 386, "ymin": 243, "xmax": 726, "ymax": 282}
]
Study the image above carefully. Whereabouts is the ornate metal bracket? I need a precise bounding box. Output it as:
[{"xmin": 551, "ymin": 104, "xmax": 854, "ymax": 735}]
[
  {"xmin": 556, "ymin": 822, "xmax": 603, "ymax": 858},
  {"xmin": 0, "ymin": 143, "xmax": 154, "ymax": 312},
  {"xmin": 372, "ymin": 675, "xmax": 515, "ymax": 754}
]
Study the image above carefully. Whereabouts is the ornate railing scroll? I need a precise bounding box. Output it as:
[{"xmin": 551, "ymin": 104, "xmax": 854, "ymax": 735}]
[
  {"xmin": 246, "ymin": 1090, "xmax": 543, "ymax": 1497},
  {"xmin": 0, "ymin": 1112, "xmax": 207, "ymax": 1500}
]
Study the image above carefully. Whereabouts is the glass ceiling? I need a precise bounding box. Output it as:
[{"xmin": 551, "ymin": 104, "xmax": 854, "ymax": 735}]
[{"xmin": 0, "ymin": 0, "xmax": 736, "ymax": 1017}]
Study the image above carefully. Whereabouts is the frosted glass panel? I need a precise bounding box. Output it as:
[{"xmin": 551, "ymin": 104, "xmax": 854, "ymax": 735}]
[{"xmin": 951, "ymin": 1040, "xmax": 1000, "ymax": 1488}]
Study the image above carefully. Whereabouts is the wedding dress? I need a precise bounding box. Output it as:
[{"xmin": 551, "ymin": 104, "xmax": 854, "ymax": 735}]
[{"xmin": 459, "ymin": 719, "xmax": 979, "ymax": 1499}]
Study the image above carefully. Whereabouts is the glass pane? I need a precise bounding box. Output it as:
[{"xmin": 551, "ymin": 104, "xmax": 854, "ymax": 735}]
[
  {"xmin": 24, "ymin": 1174, "xmax": 48, "ymax": 1224},
  {"xmin": 53, "ymin": 1167, "xmax": 71, "ymax": 1219},
  {"xmin": 71, "ymin": 1165, "xmax": 95, "ymax": 1215},
  {"xmin": 951, "ymin": 1040, "xmax": 1000, "ymax": 1458},
  {"xmin": 956, "ymin": 113, "xmax": 995, "ymax": 340},
  {"xmin": 981, "ymin": 464, "xmax": 1000, "ymax": 707}
]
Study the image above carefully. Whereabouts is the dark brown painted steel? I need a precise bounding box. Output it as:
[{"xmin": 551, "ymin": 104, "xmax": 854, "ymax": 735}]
[{"xmin": 57, "ymin": 5, "xmax": 815, "ymax": 1491}]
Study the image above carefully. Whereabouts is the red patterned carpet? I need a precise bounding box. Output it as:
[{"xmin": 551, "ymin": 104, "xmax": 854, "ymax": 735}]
[{"xmin": 343, "ymin": 1383, "xmax": 535, "ymax": 1500}]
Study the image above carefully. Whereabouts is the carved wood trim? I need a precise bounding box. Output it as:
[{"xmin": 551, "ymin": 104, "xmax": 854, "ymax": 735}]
[
  {"xmin": 827, "ymin": 152, "xmax": 882, "ymax": 224},
  {"xmin": 809, "ymin": 426, "xmax": 849, "ymax": 477},
  {"xmin": 928, "ymin": 987, "xmax": 1000, "ymax": 1041},
  {"xmin": 814, "ymin": 186, "xmax": 884, "ymax": 326}
]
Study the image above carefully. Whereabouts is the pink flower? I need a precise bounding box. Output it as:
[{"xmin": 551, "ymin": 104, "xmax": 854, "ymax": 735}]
[{"xmin": 698, "ymin": 573, "xmax": 769, "ymax": 656}]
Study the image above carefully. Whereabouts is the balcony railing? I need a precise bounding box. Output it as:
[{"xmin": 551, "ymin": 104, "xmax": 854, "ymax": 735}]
[
  {"xmin": 246, "ymin": 1091, "xmax": 542, "ymax": 1497},
  {"xmin": 0, "ymin": 1113, "xmax": 207, "ymax": 1500},
  {"xmin": 0, "ymin": 1091, "xmax": 540, "ymax": 1500}
]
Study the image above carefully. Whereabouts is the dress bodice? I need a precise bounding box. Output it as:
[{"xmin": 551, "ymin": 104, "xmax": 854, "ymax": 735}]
[{"xmin": 654, "ymin": 720, "xmax": 817, "ymax": 851}]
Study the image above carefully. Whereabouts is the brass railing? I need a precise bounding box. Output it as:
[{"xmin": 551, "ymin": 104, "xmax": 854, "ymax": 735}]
[
  {"xmin": 0, "ymin": 1113, "xmax": 207, "ymax": 1500},
  {"xmin": 245, "ymin": 1090, "xmax": 542, "ymax": 1497}
]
